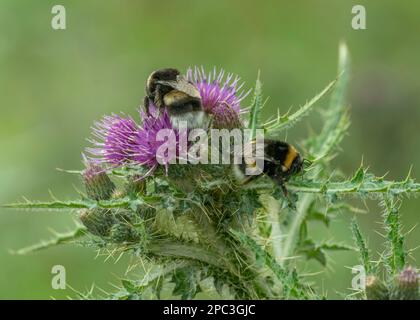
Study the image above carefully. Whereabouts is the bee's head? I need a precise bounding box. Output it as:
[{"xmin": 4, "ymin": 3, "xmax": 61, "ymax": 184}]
[{"xmin": 146, "ymin": 68, "xmax": 181, "ymax": 97}]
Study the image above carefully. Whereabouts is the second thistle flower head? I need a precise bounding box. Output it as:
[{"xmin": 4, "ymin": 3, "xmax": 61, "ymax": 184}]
[
  {"xmin": 187, "ymin": 67, "xmax": 249, "ymax": 129},
  {"xmin": 87, "ymin": 104, "xmax": 177, "ymax": 176},
  {"xmin": 87, "ymin": 114, "xmax": 139, "ymax": 166}
]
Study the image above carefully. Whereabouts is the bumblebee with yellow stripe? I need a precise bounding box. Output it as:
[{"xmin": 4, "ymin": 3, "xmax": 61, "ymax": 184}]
[
  {"xmin": 235, "ymin": 139, "xmax": 304, "ymax": 197},
  {"xmin": 144, "ymin": 68, "xmax": 205, "ymax": 129}
]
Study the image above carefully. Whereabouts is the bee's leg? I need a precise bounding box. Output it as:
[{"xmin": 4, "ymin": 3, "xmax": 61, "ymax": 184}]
[
  {"xmin": 273, "ymin": 175, "xmax": 295, "ymax": 208},
  {"xmin": 274, "ymin": 176, "xmax": 288, "ymax": 198},
  {"xmin": 144, "ymin": 96, "xmax": 150, "ymax": 115},
  {"xmin": 154, "ymin": 84, "xmax": 164, "ymax": 109},
  {"xmin": 280, "ymin": 182, "xmax": 289, "ymax": 198}
]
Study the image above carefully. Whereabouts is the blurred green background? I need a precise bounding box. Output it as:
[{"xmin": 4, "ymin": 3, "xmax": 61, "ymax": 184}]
[{"xmin": 0, "ymin": 0, "xmax": 419, "ymax": 299}]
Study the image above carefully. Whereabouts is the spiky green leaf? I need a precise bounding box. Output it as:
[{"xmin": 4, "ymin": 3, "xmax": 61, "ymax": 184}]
[
  {"xmin": 12, "ymin": 225, "xmax": 87, "ymax": 255},
  {"xmin": 264, "ymin": 79, "xmax": 336, "ymax": 136},
  {"xmin": 248, "ymin": 71, "xmax": 264, "ymax": 141},
  {"xmin": 351, "ymin": 218, "xmax": 372, "ymax": 274}
]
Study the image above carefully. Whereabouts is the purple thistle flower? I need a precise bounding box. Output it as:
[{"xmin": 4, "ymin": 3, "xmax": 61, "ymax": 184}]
[
  {"xmin": 87, "ymin": 114, "xmax": 140, "ymax": 166},
  {"xmin": 134, "ymin": 104, "xmax": 178, "ymax": 174},
  {"xmin": 86, "ymin": 104, "xmax": 179, "ymax": 177},
  {"xmin": 187, "ymin": 67, "xmax": 250, "ymax": 128}
]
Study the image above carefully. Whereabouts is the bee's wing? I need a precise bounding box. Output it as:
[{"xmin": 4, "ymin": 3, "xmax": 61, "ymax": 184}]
[{"xmin": 156, "ymin": 78, "xmax": 201, "ymax": 100}]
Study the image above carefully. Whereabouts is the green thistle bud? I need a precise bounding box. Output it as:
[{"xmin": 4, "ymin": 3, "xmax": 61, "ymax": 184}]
[
  {"xmin": 365, "ymin": 275, "xmax": 389, "ymax": 300},
  {"xmin": 390, "ymin": 266, "xmax": 419, "ymax": 300},
  {"xmin": 83, "ymin": 162, "xmax": 115, "ymax": 200},
  {"xmin": 79, "ymin": 208, "xmax": 115, "ymax": 237},
  {"xmin": 110, "ymin": 223, "xmax": 140, "ymax": 244}
]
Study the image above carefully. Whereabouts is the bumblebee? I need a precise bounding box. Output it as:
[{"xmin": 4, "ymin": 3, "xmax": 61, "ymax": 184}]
[
  {"xmin": 235, "ymin": 139, "xmax": 304, "ymax": 196},
  {"xmin": 144, "ymin": 68, "xmax": 205, "ymax": 129}
]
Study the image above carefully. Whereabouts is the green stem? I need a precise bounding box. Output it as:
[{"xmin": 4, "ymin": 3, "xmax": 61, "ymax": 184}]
[
  {"xmin": 261, "ymin": 194, "xmax": 284, "ymax": 262},
  {"xmin": 281, "ymin": 193, "xmax": 313, "ymax": 265}
]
